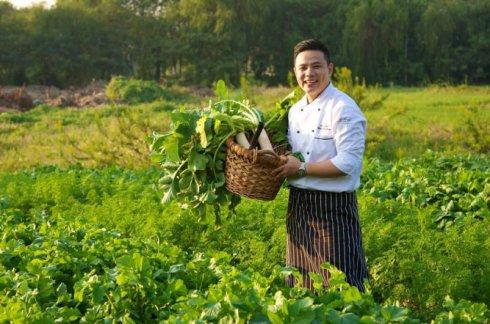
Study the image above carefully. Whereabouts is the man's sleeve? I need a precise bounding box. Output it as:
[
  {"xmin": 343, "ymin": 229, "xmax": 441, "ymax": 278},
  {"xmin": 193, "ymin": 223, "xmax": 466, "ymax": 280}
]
[{"xmin": 330, "ymin": 105, "xmax": 366, "ymax": 176}]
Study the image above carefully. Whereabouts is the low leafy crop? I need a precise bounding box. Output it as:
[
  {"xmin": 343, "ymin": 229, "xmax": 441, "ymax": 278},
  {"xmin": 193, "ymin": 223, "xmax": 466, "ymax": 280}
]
[
  {"xmin": 106, "ymin": 76, "xmax": 184, "ymax": 104},
  {"xmin": 361, "ymin": 151, "xmax": 489, "ymax": 228},
  {"xmin": 1, "ymin": 202, "xmax": 487, "ymax": 322},
  {"xmin": 149, "ymin": 81, "xmax": 264, "ymax": 219},
  {"xmin": 0, "ymin": 162, "xmax": 488, "ymax": 320}
]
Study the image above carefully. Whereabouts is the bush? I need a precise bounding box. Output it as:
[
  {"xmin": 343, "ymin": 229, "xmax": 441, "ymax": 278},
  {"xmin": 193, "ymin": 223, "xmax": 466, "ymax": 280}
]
[
  {"xmin": 453, "ymin": 106, "xmax": 490, "ymax": 154},
  {"xmin": 106, "ymin": 76, "xmax": 166, "ymax": 104},
  {"xmin": 333, "ymin": 67, "xmax": 388, "ymax": 111}
]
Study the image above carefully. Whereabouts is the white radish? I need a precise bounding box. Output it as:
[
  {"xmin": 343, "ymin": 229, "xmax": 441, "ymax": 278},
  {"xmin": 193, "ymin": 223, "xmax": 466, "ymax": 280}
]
[
  {"xmin": 235, "ymin": 132, "xmax": 250, "ymax": 148},
  {"xmin": 258, "ymin": 129, "xmax": 273, "ymax": 151}
]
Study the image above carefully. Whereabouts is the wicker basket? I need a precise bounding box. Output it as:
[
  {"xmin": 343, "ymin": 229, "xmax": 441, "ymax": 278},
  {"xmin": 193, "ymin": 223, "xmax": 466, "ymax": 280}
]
[{"xmin": 225, "ymin": 137, "xmax": 287, "ymax": 200}]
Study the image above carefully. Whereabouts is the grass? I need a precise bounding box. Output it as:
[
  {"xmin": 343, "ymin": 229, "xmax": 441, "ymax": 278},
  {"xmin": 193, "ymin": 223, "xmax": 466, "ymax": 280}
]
[
  {"xmin": 0, "ymin": 85, "xmax": 488, "ymax": 171},
  {"xmin": 369, "ymin": 85, "xmax": 489, "ymax": 128}
]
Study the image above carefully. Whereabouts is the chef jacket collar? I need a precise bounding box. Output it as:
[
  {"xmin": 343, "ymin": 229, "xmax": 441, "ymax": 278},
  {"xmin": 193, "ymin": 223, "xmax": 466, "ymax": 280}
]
[{"xmin": 297, "ymin": 82, "xmax": 335, "ymax": 109}]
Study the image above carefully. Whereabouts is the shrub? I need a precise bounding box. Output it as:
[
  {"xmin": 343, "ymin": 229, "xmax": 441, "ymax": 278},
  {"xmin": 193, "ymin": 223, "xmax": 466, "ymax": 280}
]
[
  {"xmin": 453, "ymin": 106, "xmax": 489, "ymax": 154},
  {"xmin": 106, "ymin": 76, "xmax": 165, "ymax": 104},
  {"xmin": 333, "ymin": 66, "xmax": 388, "ymax": 111}
]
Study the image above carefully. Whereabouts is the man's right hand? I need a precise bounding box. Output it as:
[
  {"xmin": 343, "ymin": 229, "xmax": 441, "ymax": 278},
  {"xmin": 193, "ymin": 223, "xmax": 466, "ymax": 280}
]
[{"xmin": 271, "ymin": 155, "xmax": 301, "ymax": 181}]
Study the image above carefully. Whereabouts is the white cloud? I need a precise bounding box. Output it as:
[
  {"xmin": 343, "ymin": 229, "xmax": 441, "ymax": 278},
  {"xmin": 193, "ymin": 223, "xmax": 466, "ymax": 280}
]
[{"xmin": 5, "ymin": 0, "xmax": 56, "ymax": 8}]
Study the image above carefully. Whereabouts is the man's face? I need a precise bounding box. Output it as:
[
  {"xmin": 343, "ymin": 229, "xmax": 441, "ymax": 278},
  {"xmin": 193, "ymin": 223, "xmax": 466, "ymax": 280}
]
[{"xmin": 294, "ymin": 50, "xmax": 333, "ymax": 102}]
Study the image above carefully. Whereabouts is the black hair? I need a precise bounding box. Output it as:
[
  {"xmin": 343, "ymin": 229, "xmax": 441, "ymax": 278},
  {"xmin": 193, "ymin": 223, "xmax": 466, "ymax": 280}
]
[{"xmin": 293, "ymin": 39, "xmax": 331, "ymax": 64}]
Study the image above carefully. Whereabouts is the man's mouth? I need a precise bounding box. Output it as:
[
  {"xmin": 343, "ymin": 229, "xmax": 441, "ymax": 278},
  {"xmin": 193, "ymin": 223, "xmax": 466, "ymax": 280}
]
[{"xmin": 304, "ymin": 80, "xmax": 317, "ymax": 87}]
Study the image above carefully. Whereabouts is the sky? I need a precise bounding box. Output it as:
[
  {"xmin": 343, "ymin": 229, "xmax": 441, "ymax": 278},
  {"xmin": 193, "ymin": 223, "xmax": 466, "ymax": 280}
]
[{"xmin": 6, "ymin": 0, "xmax": 56, "ymax": 8}]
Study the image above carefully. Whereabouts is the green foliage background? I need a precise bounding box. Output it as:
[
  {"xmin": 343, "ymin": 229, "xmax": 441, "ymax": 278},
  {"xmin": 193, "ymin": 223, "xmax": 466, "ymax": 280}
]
[{"xmin": 0, "ymin": 0, "xmax": 489, "ymax": 87}]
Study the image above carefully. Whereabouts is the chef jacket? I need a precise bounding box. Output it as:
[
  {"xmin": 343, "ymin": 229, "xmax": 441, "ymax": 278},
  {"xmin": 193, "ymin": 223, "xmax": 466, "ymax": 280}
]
[{"xmin": 287, "ymin": 83, "xmax": 366, "ymax": 192}]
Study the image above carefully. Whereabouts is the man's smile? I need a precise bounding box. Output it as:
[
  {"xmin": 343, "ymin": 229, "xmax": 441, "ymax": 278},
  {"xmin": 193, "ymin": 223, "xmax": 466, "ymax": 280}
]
[{"xmin": 304, "ymin": 80, "xmax": 317, "ymax": 86}]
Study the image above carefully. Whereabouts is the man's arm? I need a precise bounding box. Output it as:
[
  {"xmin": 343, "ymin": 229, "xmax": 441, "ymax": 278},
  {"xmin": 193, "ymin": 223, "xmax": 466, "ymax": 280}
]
[
  {"xmin": 305, "ymin": 159, "xmax": 346, "ymax": 177},
  {"xmin": 271, "ymin": 154, "xmax": 345, "ymax": 180}
]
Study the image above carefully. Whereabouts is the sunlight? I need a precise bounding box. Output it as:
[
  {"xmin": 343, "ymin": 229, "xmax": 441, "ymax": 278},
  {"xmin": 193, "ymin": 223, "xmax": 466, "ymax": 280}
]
[{"xmin": 6, "ymin": 0, "xmax": 55, "ymax": 8}]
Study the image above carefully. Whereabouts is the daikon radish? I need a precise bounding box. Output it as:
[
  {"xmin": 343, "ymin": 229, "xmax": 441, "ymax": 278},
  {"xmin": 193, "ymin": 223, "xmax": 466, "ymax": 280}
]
[
  {"xmin": 235, "ymin": 132, "xmax": 250, "ymax": 148},
  {"xmin": 258, "ymin": 129, "xmax": 273, "ymax": 151}
]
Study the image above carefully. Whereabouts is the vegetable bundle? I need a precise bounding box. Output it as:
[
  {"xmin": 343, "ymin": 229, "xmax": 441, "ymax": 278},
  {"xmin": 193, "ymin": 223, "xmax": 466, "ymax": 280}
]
[{"xmin": 149, "ymin": 81, "xmax": 301, "ymax": 220}]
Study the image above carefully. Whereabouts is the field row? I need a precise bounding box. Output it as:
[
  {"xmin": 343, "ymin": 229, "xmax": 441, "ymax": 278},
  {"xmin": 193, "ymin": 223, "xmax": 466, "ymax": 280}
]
[{"xmin": 0, "ymin": 153, "xmax": 488, "ymax": 321}]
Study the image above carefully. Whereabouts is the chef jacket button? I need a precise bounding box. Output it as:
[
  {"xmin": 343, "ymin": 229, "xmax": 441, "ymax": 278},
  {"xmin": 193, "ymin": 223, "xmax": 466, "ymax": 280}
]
[
  {"xmin": 301, "ymin": 109, "xmax": 303, "ymax": 111},
  {"xmin": 296, "ymin": 130, "xmax": 299, "ymax": 133},
  {"xmin": 318, "ymin": 108, "xmax": 320, "ymax": 111},
  {"xmin": 307, "ymin": 152, "xmax": 310, "ymax": 155},
  {"xmin": 311, "ymin": 129, "xmax": 314, "ymax": 132}
]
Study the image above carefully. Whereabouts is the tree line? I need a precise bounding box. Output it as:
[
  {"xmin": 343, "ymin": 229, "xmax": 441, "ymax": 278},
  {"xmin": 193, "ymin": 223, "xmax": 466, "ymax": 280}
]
[{"xmin": 0, "ymin": 0, "xmax": 488, "ymax": 88}]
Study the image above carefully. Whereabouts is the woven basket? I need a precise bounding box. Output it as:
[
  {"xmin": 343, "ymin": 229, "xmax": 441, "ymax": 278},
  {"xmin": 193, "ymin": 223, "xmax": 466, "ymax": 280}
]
[{"xmin": 225, "ymin": 137, "xmax": 287, "ymax": 200}]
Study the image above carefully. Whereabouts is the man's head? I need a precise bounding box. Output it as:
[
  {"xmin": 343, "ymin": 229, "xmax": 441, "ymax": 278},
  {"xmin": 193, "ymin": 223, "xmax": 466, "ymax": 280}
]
[{"xmin": 293, "ymin": 39, "xmax": 333, "ymax": 102}]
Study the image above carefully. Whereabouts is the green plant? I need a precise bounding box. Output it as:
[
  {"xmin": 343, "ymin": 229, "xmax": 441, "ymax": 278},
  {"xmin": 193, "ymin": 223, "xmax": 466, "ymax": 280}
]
[
  {"xmin": 453, "ymin": 106, "xmax": 490, "ymax": 154},
  {"xmin": 334, "ymin": 66, "xmax": 388, "ymax": 111},
  {"xmin": 264, "ymin": 87, "xmax": 302, "ymax": 145},
  {"xmin": 150, "ymin": 81, "xmax": 263, "ymax": 221},
  {"xmin": 1, "ymin": 162, "xmax": 488, "ymax": 321},
  {"xmin": 361, "ymin": 152, "xmax": 489, "ymax": 228},
  {"xmin": 106, "ymin": 76, "xmax": 167, "ymax": 104}
]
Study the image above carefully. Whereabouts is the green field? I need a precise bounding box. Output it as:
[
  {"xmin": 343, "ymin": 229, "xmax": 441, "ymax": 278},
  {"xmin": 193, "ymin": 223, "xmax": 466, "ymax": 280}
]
[{"xmin": 0, "ymin": 86, "xmax": 489, "ymax": 322}]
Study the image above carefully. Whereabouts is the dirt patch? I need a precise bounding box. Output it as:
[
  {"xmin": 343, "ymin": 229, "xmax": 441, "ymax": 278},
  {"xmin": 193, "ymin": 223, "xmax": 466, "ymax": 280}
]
[{"xmin": 0, "ymin": 81, "xmax": 109, "ymax": 112}]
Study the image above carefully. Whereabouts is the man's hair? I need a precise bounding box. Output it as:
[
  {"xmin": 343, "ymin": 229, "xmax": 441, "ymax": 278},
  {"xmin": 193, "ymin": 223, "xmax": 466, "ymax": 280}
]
[{"xmin": 293, "ymin": 39, "xmax": 331, "ymax": 64}]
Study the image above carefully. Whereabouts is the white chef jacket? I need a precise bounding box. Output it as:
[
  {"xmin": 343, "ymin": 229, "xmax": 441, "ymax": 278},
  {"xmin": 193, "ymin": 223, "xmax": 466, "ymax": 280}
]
[{"xmin": 287, "ymin": 83, "xmax": 366, "ymax": 192}]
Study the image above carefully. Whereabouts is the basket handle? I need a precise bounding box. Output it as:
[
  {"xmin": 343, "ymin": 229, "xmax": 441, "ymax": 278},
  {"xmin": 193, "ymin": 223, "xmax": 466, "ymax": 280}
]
[{"xmin": 249, "ymin": 122, "xmax": 265, "ymax": 150}]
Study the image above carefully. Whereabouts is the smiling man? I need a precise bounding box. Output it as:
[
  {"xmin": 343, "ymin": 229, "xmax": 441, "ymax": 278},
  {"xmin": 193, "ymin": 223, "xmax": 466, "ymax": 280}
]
[{"xmin": 272, "ymin": 39, "xmax": 368, "ymax": 291}]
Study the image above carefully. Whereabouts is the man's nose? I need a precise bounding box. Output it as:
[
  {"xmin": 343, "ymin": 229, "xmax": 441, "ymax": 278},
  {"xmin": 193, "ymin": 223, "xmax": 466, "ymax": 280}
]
[{"xmin": 305, "ymin": 67, "xmax": 313, "ymax": 76}]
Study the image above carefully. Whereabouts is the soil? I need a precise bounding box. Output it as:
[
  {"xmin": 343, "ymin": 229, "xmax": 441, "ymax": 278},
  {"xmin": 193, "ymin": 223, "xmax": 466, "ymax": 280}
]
[{"xmin": 0, "ymin": 81, "xmax": 109, "ymax": 113}]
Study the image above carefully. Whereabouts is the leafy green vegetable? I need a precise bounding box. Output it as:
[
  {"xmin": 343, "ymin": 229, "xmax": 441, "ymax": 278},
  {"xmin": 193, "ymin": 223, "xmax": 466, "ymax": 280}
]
[
  {"xmin": 361, "ymin": 151, "xmax": 489, "ymax": 229},
  {"xmin": 150, "ymin": 81, "xmax": 263, "ymax": 220},
  {"xmin": 264, "ymin": 87, "xmax": 303, "ymax": 146}
]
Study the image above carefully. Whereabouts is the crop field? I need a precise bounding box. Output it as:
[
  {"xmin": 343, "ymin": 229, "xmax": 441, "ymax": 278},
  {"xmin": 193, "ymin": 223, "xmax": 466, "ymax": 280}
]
[{"xmin": 0, "ymin": 85, "xmax": 489, "ymax": 322}]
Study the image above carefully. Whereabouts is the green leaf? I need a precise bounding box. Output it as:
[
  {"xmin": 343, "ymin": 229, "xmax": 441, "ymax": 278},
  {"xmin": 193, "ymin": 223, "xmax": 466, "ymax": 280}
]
[
  {"xmin": 326, "ymin": 310, "xmax": 360, "ymax": 324},
  {"xmin": 179, "ymin": 171, "xmax": 193, "ymax": 191},
  {"xmin": 56, "ymin": 283, "xmax": 67, "ymax": 295},
  {"xmin": 205, "ymin": 189, "xmax": 218, "ymax": 203},
  {"xmin": 380, "ymin": 305, "xmax": 409, "ymax": 322},
  {"xmin": 342, "ymin": 286, "xmax": 362, "ymax": 302},
  {"xmin": 267, "ymin": 311, "xmax": 284, "ymax": 324},
  {"xmin": 308, "ymin": 272, "xmax": 324, "ymax": 291},
  {"xmin": 196, "ymin": 116, "xmax": 209, "ymax": 148},
  {"xmin": 59, "ymin": 307, "xmax": 81, "ymax": 322},
  {"xmin": 150, "ymin": 133, "xmax": 167, "ymax": 151},
  {"xmin": 291, "ymin": 311, "xmax": 316, "ymax": 324},
  {"xmin": 92, "ymin": 283, "xmax": 105, "ymax": 304},
  {"xmin": 162, "ymin": 181, "xmax": 178, "ymax": 204},
  {"xmin": 289, "ymin": 298, "xmax": 314, "ymax": 316},
  {"xmin": 202, "ymin": 302, "xmax": 222, "ymax": 320},
  {"xmin": 214, "ymin": 172, "xmax": 225, "ymax": 187},
  {"xmin": 215, "ymin": 80, "xmax": 228, "ymax": 100},
  {"xmin": 159, "ymin": 174, "xmax": 174, "ymax": 185},
  {"xmin": 214, "ymin": 119, "xmax": 221, "ymax": 133},
  {"xmin": 164, "ymin": 134, "xmax": 181, "ymax": 162},
  {"xmin": 73, "ymin": 281, "xmax": 85, "ymax": 302},
  {"xmin": 189, "ymin": 150, "xmax": 208, "ymax": 171}
]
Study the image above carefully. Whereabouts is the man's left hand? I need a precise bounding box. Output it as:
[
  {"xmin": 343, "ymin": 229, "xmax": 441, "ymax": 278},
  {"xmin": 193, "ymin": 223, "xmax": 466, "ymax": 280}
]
[{"xmin": 272, "ymin": 155, "xmax": 301, "ymax": 181}]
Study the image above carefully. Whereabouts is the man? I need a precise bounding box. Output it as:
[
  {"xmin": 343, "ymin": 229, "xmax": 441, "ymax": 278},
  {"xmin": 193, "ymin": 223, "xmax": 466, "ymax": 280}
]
[{"xmin": 272, "ymin": 39, "xmax": 368, "ymax": 291}]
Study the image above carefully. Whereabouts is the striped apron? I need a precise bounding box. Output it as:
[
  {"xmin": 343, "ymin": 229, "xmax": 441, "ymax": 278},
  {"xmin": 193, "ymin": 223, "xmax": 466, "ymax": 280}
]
[{"xmin": 285, "ymin": 186, "xmax": 368, "ymax": 291}]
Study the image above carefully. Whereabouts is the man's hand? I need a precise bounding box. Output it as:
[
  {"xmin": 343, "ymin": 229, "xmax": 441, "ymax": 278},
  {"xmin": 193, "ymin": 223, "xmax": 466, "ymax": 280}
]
[{"xmin": 272, "ymin": 155, "xmax": 301, "ymax": 181}]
